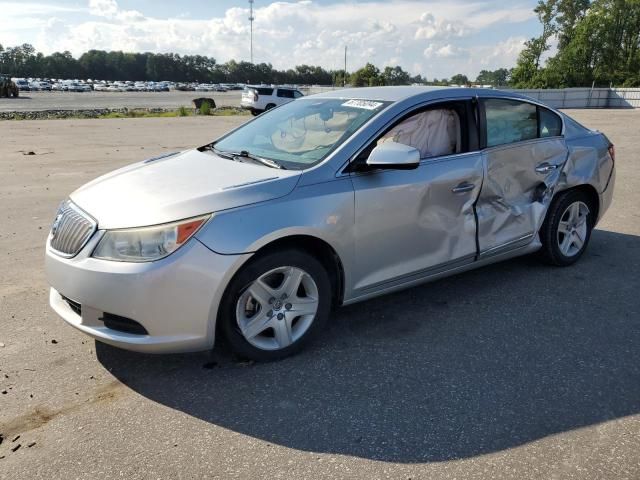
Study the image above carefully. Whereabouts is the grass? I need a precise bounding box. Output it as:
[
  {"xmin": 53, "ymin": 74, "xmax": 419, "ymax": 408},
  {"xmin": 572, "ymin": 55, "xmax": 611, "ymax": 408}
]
[
  {"xmin": 99, "ymin": 110, "xmax": 182, "ymax": 119},
  {"xmin": 1, "ymin": 106, "xmax": 250, "ymax": 121},
  {"xmin": 95, "ymin": 106, "xmax": 249, "ymax": 119},
  {"xmin": 199, "ymin": 101, "xmax": 211, "ymax": 116}
]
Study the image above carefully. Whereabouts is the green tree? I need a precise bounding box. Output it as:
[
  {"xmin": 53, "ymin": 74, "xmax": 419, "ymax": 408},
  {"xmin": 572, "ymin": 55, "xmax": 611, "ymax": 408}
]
[
  {"xmin": 381, "ymin": 66, "xmax": 411, "ymax": 85},
  {"xmin": 449, "ymin": 73, "xmax": 469, "ymax": 85},
  {"xmin": 511, "ymin": 0, "xmax": 559, "ymax": 87},
  {"xmin": 349, "ymin": 63, "xmax": 383, "ymax": 86},
  {"xmin": 476, "ymin": 68, "xmax": 511, "ymax": 86},
  {"xmin": 514, "ymin": 0, "xmax": 640, "ymax": 88}
]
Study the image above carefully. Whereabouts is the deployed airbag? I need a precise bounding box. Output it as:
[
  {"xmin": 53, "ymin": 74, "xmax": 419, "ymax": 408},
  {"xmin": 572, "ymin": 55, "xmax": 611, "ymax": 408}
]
[{"xmin": 378, "ymin": 109, "xmax": 459, "ymax": 158}]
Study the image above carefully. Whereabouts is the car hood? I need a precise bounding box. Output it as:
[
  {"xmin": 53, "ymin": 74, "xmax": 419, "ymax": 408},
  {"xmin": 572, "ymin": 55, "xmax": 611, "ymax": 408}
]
[{"xmin": 70, "ymin": 149, "xmax": 301, "ymax": 229}]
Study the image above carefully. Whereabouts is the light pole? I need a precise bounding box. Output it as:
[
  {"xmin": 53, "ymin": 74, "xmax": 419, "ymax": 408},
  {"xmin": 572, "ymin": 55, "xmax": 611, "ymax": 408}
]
[
  {"xmin": 343, "ymin": 45, "xmax": 347, "ymax": 87},
  {"xmin": 248, "ymin": 0, "xmax": 255, "ymax": 64}
]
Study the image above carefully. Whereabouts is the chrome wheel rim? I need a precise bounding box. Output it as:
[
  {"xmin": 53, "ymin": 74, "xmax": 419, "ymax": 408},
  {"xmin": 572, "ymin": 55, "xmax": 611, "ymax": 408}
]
[
  {"xmin": 235, "ymin": 266, "xmax": 319, "ymax": 351},
  {"xmin": 557, "ymin": 201, "xmax": 590, "ymax": 257}
]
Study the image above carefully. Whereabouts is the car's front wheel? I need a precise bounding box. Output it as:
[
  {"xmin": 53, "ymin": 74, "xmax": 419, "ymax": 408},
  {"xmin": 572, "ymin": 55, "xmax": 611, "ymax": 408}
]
[
  {"xmin": 539, "ymin": 190, "xmax": 595, "ymax": 266},
  {"xmin": 219, "ymin": 249, "xmax": 332, "ymax": 361}
]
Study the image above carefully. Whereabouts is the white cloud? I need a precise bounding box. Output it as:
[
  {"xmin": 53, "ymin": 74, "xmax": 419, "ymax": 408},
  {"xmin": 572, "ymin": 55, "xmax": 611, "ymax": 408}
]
[
  {"xmin": 415, "ymin": 12, "xmax": 465, "ymax": 40},
  {"xmin": 6, "ymin": 0, "xmax": 538, "ymax": 79},
  {"xmin": 89, "ymin": 0, "xmax": 118, "ymax": 18},
  {"xmin": 473, "ymin": 36, "xmax": 527, "ymax": 67}
]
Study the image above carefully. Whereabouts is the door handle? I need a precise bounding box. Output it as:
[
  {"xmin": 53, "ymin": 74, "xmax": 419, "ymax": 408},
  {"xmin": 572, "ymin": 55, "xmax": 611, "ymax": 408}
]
[
  {"xmin": 535, "ymin": 162, "xmax": 559, "ymax": 174},
  {"xmin": 451, "ymin": 182, "xmax": 475, "ymax": 194}
]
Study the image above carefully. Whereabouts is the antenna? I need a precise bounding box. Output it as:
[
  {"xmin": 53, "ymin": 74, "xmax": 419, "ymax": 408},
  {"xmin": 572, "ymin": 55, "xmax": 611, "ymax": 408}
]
[{"xmin": 248, "ymin": 0, "xmax": 255, "ymax": 64}]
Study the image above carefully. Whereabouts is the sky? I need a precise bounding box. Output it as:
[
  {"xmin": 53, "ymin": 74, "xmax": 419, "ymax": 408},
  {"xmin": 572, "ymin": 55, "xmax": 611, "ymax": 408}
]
[{"xmin": 0, "ymin": 0, "xmax": 544, "ymax": 79}]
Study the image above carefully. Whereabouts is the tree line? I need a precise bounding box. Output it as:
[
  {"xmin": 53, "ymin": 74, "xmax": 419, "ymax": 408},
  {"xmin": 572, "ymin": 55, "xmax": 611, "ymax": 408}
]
[
  {"xmin": 1, "ymin": 0, "xmax": 638, "ymax": 88},
  {"xmin": 0, "ymin": 43, "xmax": 508, "ymax": 86}
]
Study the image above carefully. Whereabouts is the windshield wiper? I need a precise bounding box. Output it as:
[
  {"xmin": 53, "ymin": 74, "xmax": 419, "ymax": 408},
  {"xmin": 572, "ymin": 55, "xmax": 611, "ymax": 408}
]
[{"xmin": 213, "ymin": 146, "xmax": 285, "ymax": 169}]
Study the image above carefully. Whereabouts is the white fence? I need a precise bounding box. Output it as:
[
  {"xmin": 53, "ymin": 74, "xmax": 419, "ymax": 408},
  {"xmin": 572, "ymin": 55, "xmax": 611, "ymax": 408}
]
[{"xmin": 503, "ymin": 88, "xmax": 640, "ymax": 108}]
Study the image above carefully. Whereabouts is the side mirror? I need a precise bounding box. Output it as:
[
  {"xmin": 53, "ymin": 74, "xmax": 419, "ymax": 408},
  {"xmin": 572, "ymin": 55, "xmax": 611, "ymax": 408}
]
[{"xmin": 366, "ymin": 142, "xmax": 420, "ymax": 170}]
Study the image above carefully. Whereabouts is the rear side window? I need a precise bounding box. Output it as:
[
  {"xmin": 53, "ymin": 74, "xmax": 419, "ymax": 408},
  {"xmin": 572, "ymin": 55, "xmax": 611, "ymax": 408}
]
[
  {"xmin": 484, "ymin": 99, "xmax": 537, "ymax": 147},
  {"xmin": 538, "ymin": 107, "xmax": 562, "ymax": 137},
  {"xmin": 294, "ymin": 91, "xmax": 303, "ymax": 98},
  {"xmin": 256, "ymin": 87, "xmax": 274, "ymax": 95},
  {"xmin": 277, "ymin": 89, "xmax": 295, "ymax": 98}
]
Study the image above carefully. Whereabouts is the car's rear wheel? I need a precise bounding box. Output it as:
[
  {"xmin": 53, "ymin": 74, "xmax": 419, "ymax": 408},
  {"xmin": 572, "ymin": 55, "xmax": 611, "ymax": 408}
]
[
  {"xmin": 265, "ymin": 103, "xmax": 276, "ymax": 111},
  {"xmin": 219, "ymin": 249, "xmax": 332, "ymax": 361},
  {"xmin": 250, "ymin": 109, "xmax": 259, "ymax": 116},
  {"xmin": 538, "ymin": 190, "xmax": 595, "ymax": 266}
]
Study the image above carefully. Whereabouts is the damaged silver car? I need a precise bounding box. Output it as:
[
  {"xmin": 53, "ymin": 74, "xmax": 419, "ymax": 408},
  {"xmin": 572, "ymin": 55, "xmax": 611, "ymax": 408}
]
[{"xmin": 45, "ymin": 87, "xmax": 615, "ymax": 361}]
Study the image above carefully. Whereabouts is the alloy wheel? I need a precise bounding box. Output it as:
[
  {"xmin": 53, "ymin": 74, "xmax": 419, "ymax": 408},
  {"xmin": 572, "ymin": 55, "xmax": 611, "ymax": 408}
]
[
  {"xmin": 557, "ymin": 200, "xmax": 590, "ymax": 257},
  {"xmin": 235, "ymin": 266, "xmax": 319, "ymax": 351}
]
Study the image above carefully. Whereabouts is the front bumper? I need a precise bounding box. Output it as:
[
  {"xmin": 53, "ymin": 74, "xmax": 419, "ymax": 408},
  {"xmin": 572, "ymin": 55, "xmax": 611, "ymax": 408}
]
[{"xmin": 46, "ymin": 233, "xmax": 250, "ymax": 353}]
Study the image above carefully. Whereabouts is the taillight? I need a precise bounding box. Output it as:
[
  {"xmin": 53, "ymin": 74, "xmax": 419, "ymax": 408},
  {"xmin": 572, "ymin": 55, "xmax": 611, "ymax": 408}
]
[
  {"xmin": 608, "ymin": 144, "xmax": 615, "ymax": 163},
  {"xmin": 253, "ymin": 90, "xmax": 258, "ymax": 101}
]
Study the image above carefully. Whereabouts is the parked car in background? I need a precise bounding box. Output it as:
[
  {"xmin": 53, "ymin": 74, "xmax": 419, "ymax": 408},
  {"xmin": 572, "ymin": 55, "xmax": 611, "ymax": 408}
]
[
  {"xmin": 241, "ymin": 85, "xmax": 304, "ymax": 116},
  {"xmin": 175, "ymin": 83, "xmax": 195, "ymax": 91},
  {"xmin": 13, "ymin": 78, "xmax": 30, "ymax": 91}
]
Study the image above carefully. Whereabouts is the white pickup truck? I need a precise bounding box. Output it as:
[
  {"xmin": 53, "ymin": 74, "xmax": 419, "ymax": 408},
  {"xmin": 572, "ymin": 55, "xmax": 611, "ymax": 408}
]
[{"xmin": 240, "ymin": 85, "xmax": 304, "ymax": 116}]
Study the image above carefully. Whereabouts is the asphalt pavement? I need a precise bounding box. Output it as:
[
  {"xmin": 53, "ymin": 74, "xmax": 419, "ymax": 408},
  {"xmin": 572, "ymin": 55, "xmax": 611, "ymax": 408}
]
[{"xmin": 0, "ymin": 110, "xmax": 638, "ymax": 479}]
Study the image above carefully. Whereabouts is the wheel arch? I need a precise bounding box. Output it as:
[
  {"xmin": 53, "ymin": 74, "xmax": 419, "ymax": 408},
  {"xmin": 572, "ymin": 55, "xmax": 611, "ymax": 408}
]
[
  {"xmin": 554, "ymin": 183, "xmax": 600, "ymax": 223},
  {"xmin": 213, "ymin": 233, "xmax": 346, "ymax": 347},
  {"xmin": 246, "ymin": 234, "xmax": 345, "ymax": 308}
]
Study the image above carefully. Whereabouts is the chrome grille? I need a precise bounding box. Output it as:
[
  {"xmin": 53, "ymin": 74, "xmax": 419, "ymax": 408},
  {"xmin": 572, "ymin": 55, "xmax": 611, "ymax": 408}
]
[{"xmin": 49, "ymin": 201, "xmax": 97, "ymax": 257}]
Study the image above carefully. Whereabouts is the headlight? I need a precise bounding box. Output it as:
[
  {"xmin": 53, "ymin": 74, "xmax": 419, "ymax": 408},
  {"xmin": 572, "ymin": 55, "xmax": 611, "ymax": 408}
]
[{"xmin": 92, "ymin": 215, "xmax": 210, "ymax": 262}]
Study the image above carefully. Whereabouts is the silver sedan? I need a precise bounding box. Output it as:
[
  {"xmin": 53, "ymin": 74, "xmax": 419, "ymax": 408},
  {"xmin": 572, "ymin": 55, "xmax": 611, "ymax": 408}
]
[{"xmin": 45, "ymin": 87, "xmax": 616, "ymax": 360}]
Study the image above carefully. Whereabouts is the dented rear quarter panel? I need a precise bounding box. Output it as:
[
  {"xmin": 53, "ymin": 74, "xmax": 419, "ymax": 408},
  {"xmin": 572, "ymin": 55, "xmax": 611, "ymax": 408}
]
[{"xmin": 561, "ymin": 132, "xmax": 613, "ymax": 194}]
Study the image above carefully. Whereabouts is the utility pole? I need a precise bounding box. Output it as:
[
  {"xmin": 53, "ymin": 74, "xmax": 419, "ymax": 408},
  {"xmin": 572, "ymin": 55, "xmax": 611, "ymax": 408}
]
[
  {"xmin": 343, "ymin": 45, "xmax": 347, "ymax": 87},
  {"xmin": 248, "ymin": 0, "xmax": 255, "ymax": 64}
]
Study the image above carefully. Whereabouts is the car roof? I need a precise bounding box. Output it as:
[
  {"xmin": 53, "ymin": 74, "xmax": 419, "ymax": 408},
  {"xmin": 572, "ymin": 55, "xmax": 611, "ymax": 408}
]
[{"xmin": 309, "ymin": 86, "xmax": 533, "ymax": 103}]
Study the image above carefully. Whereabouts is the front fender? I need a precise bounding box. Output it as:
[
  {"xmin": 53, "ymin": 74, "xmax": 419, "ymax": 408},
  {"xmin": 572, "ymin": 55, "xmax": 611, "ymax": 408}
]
[{"xmin": 195, "ymin": 177, "xmax": 355, "ymax": 292}]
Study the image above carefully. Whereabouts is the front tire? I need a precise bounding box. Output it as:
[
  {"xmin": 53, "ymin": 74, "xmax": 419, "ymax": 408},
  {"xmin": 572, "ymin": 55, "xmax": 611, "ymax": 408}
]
[
  {"xmin": 219, "ymin": 249, "xmax": 332, "ymax": 361},
  {"xmin": 538, "ymin": 190, "xmax": 595, "ymax": 266}
]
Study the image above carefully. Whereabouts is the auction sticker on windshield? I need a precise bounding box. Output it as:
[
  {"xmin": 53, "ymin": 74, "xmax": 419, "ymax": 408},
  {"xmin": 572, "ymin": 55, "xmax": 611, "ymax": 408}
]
[{"xmin": 341, "ymin": 99, "xmax": 384, "ymax": 110}]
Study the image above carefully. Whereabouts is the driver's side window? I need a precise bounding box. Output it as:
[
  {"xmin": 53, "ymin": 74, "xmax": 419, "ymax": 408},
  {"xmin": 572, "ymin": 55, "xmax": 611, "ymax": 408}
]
[
  {"xmin": 352, "ymin": 101, "xmax": 468, "ymax": 170},
  {"xmin": 377, "ymin": 108, "xmax": 461, "ymax": 159}
]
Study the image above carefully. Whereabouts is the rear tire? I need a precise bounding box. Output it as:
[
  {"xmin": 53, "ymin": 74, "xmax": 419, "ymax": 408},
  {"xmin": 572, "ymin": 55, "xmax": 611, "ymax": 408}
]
[
  {"xmin": 250, "ymin": 109, "xmax": 259, "ymax": 116},
  {"xmin": 265, "ymin": 103, "xmax": 276, "ymax": 111},
  {"xmin": 218, "ymin": 249, "xmax": 332, "ymax": 361},
  {"xmin": 538, "ymin": 189, "xmax": 595, "ymax": 266}
]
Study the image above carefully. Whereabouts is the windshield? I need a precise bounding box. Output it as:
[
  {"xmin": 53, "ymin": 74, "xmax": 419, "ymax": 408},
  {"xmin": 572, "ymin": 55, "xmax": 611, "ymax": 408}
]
[{"xmin": 214, "ymin": 98, "xmax": 390, "ymax": 169}]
